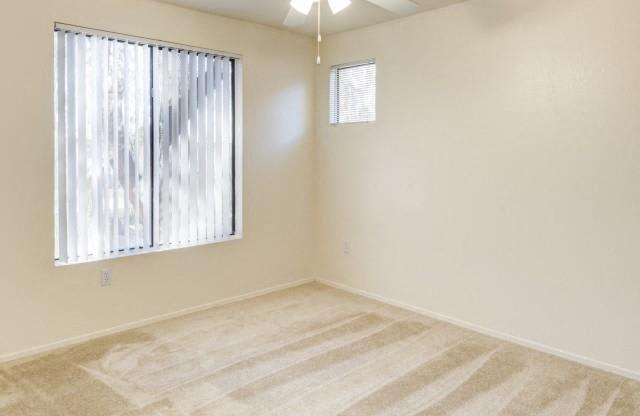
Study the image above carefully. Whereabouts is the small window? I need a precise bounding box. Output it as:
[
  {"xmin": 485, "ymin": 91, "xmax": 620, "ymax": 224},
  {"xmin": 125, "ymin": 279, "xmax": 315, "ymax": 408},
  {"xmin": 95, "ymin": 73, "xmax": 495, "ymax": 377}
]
[
  {"xmin": 329, "ymin": 59, "xmax": 376, "ymax": 125},
  {"xmin": 54, "ymin": 24, "xmax": 242, "ymax": 265}
]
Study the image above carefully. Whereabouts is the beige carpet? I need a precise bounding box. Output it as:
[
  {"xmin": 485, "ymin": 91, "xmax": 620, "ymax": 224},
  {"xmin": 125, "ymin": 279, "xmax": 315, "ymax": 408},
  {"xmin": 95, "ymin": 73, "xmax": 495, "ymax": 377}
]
[{"xmin": 1, "ymin": 282, "xmax": 639, "ymax": 416}]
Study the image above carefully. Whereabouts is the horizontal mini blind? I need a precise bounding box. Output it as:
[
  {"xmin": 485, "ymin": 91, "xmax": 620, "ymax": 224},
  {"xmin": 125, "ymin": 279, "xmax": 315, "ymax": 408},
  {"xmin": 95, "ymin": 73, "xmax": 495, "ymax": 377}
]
[
  {"xmin": 54, "ymin": 26, "xmax": 239, "ymax": 265},
  {"xmin": 329, "ymin": 60, "xmax": 376, "ymax": 125}
]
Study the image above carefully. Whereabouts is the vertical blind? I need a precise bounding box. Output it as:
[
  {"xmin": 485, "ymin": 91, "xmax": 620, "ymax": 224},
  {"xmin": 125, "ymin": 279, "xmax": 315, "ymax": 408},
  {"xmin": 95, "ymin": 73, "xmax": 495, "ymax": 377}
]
[
  {"xmin": 54, "ymin": 27, "xmax": 239, "ymax": 265},
  {"xmin": 329, "ymin": 60, "xmax": 376, "ymax": 125}
]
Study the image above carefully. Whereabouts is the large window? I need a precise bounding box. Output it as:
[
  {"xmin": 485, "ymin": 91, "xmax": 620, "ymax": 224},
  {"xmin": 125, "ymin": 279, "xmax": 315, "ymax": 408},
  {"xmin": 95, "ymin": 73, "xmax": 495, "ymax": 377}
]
[
  {"xmin": 329, "ymin": 59, "xmax": 376, "ymax": 125},
  {"xmin": 54, "ymin": 25, "xmax": 242, "ymax": 265}
]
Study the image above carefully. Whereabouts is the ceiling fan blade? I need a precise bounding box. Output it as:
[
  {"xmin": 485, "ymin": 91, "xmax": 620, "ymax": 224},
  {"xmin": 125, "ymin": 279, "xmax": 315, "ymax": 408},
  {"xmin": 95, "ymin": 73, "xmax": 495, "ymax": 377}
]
[
  {"xmin": 328, "ymin": 0, "xmax": 352, "ymax": 14},
  {"xmin": 284, "ymin": 8, "xmax": 308, "ymax": 26},
  {"xmin": 366, "ymin": 0, "xmax": 418, "ymax": 16}
]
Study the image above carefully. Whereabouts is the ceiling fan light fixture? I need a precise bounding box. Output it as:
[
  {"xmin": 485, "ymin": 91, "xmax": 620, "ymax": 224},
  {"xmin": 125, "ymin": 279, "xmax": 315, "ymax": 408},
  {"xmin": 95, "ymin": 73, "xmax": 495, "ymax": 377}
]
[
  {"xmin": 328, "ymin": 0, "xmax": 351, "ymax": 14},
  {"xmin": 290, "ymin": 0, "xmax": 314, "ymax": 15}
]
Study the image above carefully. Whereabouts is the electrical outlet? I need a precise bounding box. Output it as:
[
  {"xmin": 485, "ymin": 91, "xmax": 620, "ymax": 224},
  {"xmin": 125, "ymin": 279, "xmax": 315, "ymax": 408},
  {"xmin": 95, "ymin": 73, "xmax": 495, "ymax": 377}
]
[
  {"xmin": 343, "ymin": 241, "xmax": 352, "ymax": 255},
  {"xmin": 100, "ymin": 269, "xmax": 112, "ymax": 287}
]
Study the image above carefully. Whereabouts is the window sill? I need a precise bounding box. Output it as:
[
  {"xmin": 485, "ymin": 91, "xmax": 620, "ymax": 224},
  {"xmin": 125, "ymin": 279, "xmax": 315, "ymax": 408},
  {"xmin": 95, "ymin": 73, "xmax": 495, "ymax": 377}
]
[
  {"xmin": 54, "ymin": 234, "xmax": 243, "ymax": 267},
  {"xmin": 329, "ymin": 120, "xmax": 377, "ymax": 126}
]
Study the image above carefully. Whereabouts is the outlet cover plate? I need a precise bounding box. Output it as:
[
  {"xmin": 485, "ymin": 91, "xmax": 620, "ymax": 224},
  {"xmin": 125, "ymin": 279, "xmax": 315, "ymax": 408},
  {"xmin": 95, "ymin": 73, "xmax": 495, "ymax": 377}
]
[{"xmin": 100, "ymin": 269, "xmax": 112, "ymax": 287}]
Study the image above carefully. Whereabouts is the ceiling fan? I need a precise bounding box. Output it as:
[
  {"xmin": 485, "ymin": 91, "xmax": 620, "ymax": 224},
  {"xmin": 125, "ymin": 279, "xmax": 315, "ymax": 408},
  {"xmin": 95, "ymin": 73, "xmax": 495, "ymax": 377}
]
[{"xmin": 284, "ymin": 0, "xmax": 418, "ymax": 64}]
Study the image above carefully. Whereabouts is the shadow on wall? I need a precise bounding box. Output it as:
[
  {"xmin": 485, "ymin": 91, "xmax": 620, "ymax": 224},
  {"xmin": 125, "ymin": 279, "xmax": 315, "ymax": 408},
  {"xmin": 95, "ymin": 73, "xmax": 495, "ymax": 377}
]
[
  {"xmin": 461, "ymin": 0, "xmax": 544, "ymax": 27},
  {"xmin": 265, "ymin": 84, "xmax": 310, "ymax": 156}
]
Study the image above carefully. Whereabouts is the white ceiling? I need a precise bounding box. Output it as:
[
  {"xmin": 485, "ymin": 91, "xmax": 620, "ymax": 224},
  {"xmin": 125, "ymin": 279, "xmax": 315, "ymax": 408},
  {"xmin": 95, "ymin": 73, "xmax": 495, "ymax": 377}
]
[{"xmin": 159, "ymin": 0, "xmax": 468, "ymax": 36}]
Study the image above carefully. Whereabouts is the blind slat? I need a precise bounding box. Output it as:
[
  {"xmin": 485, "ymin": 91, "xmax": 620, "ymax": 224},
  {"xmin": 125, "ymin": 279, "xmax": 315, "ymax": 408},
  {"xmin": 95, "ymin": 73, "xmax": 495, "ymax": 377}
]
[
  {"xmin": 214, "ymin": 57, "xmax": 224, "ymax": 239},
  {"xmin": 170, "ymin": 51, "xmax": 180, "ymax": 245},
  {"xmin": 159, "ymin": 48, "xmax": 172, "ymax": 247},
  {"xmin": 77, "ymin": 35, "xmax": 88, "ymax": 262},
  {"xmin": 66, "ymin": 34, "xmax": 78, "ymax": 261},
  {"xmin": 141, "ymin": 46, "xmax": 152, "ymax": 248},
  {"xmin": 222, "ymin": 58, "xmax": 233, "ymax": 237},
  {"xmin": 152, "ymin": 48, "xmax": 161, "ymax": 248},
  {"xmin": 54, "ymin": 31, "xmax": 67, "ymax": 262},
  {"xmin": 91, "ymin": 35, "xmax": 102, "ymax": 257},
  {"xmin": 197, "ymin": 55, "xmax": 207, "ymax": 242},
  {"xmin": 188, "ymin": 53, "xmax": 198, "ymax": 243},
  {"xmin": 206, "ymin": 56, "xmax": 216, "ymax": 240},
  {"xmin": 123, "ymin": 42, "xmax": 131, "ymax": 251},
  {"xmin": 101, "ymin": 38, "xmax": 110, "ymax": 254},
  {"xmin": 179, "ymin": 51, "xmax": 189, "ymax": 244},
  {"xmin": 112, "ymin": 40, "xmax": 120, "ymax": 254},
  {"xmin": 132, "ymin": 45, "xmax": 140, "ymax": 249}
]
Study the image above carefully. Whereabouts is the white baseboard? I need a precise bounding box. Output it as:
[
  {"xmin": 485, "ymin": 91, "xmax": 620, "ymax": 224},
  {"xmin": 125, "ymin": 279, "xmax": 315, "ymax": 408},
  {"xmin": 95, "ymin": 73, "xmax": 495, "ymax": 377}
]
[
  {"xmin": 5, "ymin": 276, "xmax": 638, "ymax": 382},
  {"xmin": 315, "ymin": 278, "xmax": 640, "ymax": 382},
  {"xmin": 0, "ymin": 278, "xmax": 314, "ymax": 365}
]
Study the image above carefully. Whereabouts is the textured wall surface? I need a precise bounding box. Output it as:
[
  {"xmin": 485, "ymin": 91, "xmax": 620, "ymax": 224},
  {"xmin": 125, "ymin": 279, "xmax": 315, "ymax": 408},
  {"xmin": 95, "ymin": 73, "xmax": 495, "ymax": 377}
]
[{"xmin": 314, "ymin": 0, "xmax": 640, "ymax": 375}]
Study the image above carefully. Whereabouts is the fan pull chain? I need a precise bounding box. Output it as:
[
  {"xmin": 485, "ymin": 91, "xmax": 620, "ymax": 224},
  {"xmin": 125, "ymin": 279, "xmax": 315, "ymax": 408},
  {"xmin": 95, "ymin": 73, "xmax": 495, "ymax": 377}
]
[{"xmin": 317, "ymin": 0, "xmax": 322, "ymax": 64}]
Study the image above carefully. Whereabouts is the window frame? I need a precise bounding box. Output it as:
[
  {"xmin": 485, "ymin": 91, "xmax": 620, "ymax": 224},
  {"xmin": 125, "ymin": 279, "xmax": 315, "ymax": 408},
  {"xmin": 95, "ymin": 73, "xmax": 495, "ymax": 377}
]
[
  {"xmin": 329, "ymin": 58, "xmax": 377, "ymax": 126},
  {"xmin": 53, "ymin": 23, "xmax": 244, "ymax": 266}
]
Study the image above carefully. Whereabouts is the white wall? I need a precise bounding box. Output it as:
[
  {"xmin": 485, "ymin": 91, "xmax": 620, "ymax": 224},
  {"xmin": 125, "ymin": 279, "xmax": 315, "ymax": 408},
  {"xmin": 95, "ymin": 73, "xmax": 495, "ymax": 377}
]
[
  {"xmin": 0, "ymin": 0, "xmax": 315, "ymax": 358},
  {"xmin": 315, "ymin": 0, "xmax": 640, "ymax": 375}
]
